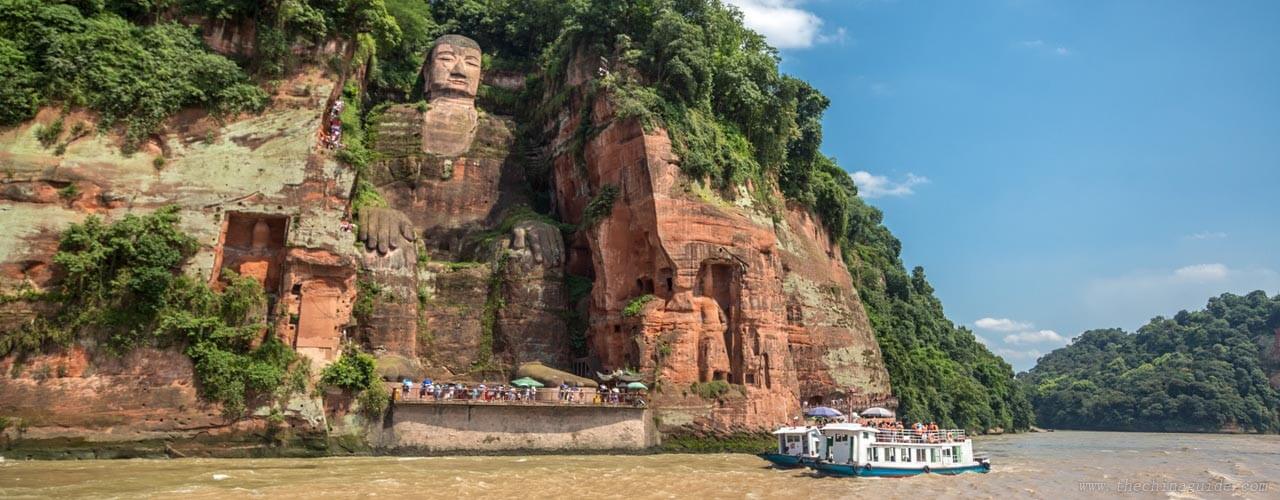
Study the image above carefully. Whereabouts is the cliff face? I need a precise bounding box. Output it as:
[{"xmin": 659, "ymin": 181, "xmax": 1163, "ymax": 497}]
[
  {"xmin": 0, "ymin": 48, "xmax": 890, "ymax": 452},
  {"xmin": 544, "ymin": 83, "xmax": 891, "ymax": 433},
  {"xmin": 0, "ymin": 70, "xmax": 356, "ymax": 450}
]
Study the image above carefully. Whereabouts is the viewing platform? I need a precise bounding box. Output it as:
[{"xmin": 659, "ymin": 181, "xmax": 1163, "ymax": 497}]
[{"xmin": 386, "ymin": 382, "xmax": 646, "ymax": 410}]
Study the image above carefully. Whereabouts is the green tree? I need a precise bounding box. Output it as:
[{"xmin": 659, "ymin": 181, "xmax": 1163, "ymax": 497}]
[
  {"xmin": 1021, "ymin": 292, "xmax": 1280, "ymax": 432},
  {"xmin": 0, "ymin": 37, "xmax": 43, "ymax": 125}
]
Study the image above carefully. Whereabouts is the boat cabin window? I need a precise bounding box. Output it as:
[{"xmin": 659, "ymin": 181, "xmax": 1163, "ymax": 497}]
[
  {"xmin": 916, "ymin": 449, "xmax": 926, "ymax": 462},
  {"xmin": 870, "ymin": 447, "xmax": 880, "ymax": 461},
  {"xmin": 886, "ymin": 448, "xmax": 896, "ymax": 462},
  {"xmin": 782, "ymin": 435, "xmax": 803, "ymax": 454},
  {"xmin": 929, "ymin": 449, "xmax": 939, "ymax": 463},
  {"xmin": 952, "ymin": 445, "xmax": 962, "ymax": 461},
  {"xmin": 900, "ymin": 448, "xmax": 910, "ymax": 462}
]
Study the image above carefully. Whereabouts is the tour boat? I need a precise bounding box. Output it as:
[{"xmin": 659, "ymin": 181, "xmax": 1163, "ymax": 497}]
[
  {"xmin": 758, "ymin": 426, "xmax": 823, "ymax": 468},
  {"xmin": 805, "ymin": 423, "xmax": 991, "ymax": 477}
]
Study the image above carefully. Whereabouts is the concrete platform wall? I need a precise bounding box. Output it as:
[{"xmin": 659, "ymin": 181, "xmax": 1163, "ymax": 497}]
[{"xmin": 378, "ymin": 404, "xmax": 657, "ymax": 452}]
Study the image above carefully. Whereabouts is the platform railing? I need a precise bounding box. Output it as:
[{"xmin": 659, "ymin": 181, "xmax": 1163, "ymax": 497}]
[
  {"xmin": 387, "ymin": 383, "xmax": 646, "ymax": 407},
  {"xmin": 872, "ymin": 428, "xmax": 967, "ymax": 444}
]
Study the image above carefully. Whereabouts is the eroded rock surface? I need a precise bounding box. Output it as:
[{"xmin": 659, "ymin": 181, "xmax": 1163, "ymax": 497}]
[{"xmin": 547, "ymin": 80, "xmax": 892, "ymax": 432}]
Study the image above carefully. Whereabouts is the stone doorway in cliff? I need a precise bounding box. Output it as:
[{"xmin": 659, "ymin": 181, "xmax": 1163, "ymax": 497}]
[
  {"xmin": 294, "ymin": 279, "xmax": 344, "ymax": 362},
  {"xmin": 696, "ymin": 259, "xmax": 743, "ymax": 383}
]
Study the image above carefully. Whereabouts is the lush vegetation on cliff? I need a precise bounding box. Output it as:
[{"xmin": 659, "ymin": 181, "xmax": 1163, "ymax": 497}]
[
  {"xmin": 0, "ymin": 0, "xmax": 268, "ymax": 149},
  {"xmin": 321, "ymin": 346, "xmax": 390, "ymax": 418},
  {"xmin": 0, "ymin": 0, "xmax": 409, "ymax": 151},
  {"xmin": 1, "ymin": 208, "xmax": 306, "ymax": 416},
  {"xmin": 1021, "ymin": 292, "xmax": 1280, "ymax": 432}
]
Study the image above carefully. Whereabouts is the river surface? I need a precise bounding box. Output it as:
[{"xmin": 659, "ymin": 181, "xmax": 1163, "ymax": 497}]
[{"xmin": 1, "ymin": 431, "xmax": 1277, "ymax": 499}]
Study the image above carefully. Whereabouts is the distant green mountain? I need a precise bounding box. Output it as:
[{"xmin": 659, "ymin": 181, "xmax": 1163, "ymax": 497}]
[{"xmin": 1020, "ymin": 291, "xmax": 1280, "ymax": 433}]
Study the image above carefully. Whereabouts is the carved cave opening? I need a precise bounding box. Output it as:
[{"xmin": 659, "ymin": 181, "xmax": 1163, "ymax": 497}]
[{"xmin": 214, "ymin": 212, "xmax": 288, "ymax": 297}]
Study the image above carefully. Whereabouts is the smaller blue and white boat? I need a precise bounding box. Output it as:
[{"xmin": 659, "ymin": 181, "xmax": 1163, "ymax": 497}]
[
  {"xmin": 806, "ymin": 423, "xmax": 991, "ymax": 477},
  {"xmin": 757, "ymin": 426, "xmax": 822, "ymax": 468}
]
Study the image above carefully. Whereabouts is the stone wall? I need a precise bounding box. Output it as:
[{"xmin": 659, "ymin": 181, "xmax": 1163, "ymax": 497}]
[{"xmin": 377, "ymin": 404, "xmax": 656, "ymax": 452}]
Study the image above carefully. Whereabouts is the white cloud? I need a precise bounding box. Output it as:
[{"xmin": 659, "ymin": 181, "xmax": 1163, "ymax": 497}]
[
  {"xmin": 724, "ymin": 0, "xmax": 844, "ymax": 49},
  {"xmin": 817, "ymin": 27, "xmax": 849, "ymax": 45},
  {"xmin": 850, "ymin": 171, "xmax": 929, "ymax": 198},
  {"xmin": 1172, "ymin": 263, "xmax": 1230, "ymax": 282},
  {"xmin": 1003, "ymin": 330, "xmax": 1064, "ymax": 345},
  {"xmin": 1018, "ymin": 39, "xmax": 1072, "ymax": 56},
  {"xmin": 1186, "ymin": 231, "xmax": 1228, "ymax": 240},
  {"xmin": 974, "ymin": 317, "xmax": 1033, "ymax": 332},
  {"xmin": 1083, "ymin": 264, "xmax": 1280, "ymax": 334}
]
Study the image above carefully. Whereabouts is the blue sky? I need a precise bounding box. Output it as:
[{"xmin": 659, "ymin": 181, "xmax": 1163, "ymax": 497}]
[{"xmin": 726, "ymin": 0, "xmax": 1280, "ymax": 370}]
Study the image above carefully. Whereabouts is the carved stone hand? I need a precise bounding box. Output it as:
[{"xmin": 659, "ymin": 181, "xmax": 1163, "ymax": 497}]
[{"xmin": 358, "ymin": 207, "xmax": 417, "ymax": 255}]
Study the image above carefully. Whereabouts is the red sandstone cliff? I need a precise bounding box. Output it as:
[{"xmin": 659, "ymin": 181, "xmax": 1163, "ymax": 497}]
[
  {"xmin": 544, "ymin": 73, "xmax": 892, "ymax": 433},
  {"xmin": 0, "ymin": 52, "xmax": 893, "ymax": 452}
]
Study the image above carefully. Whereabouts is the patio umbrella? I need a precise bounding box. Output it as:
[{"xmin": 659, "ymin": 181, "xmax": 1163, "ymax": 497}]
[
  {"xmin": 805, "ymin": 406, "xmax": 843, "ymax": 418},
  {"xmin": 858, "ymin": 407, "xmax": 895, "ymax": 418},
  {"xmin": 625, "ymin": 381, "xmax": 648, "ymax": 390},
  {"xmin": 511, "ymin": 377, "xmax": 545, "ymax": 388}
]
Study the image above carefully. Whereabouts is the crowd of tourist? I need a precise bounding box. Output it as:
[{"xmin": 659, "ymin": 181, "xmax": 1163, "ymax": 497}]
[
  {"xmin": 321, "ymin": 99, "xmax": 345, "ymax": 149},
  {"xmin": 396, "ymin": 379, "xmax": 538, "ymax": 403},
  {"xmin": 390, "ymin": 379, "xmax": 645, "ymax": 407},
  {"xmin": 873, "ymin": 420, "xmax": 963, "ymax": 443}
]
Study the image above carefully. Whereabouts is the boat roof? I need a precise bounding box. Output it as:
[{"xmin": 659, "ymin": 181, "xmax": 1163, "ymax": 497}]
[
  {"xmin": 819, "ymin": 423, "xmax": 874, "ymax": 433},
  {"xmin": 771, "ymin": 426, "xmax": 818, "ymax": 435}
]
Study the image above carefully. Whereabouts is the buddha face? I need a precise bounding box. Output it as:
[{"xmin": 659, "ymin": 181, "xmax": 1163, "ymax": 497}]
[{"xmin": 426, "ymin": 36, "xmax": 482, "ymax": 101}]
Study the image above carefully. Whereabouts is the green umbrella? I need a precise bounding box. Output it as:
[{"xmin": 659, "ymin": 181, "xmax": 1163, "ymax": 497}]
[
  {"xmin": 625, "ymin": 381, "xmax": 648, "ymax": 390},
  {"xmin": 511, "ymin": 377, "xmax": 545, "ymax": 388}
]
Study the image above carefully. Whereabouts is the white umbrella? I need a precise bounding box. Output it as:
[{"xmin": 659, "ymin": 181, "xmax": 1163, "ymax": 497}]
[{"xmin": 858, "ymin": 407, "xmax": 895, "ymax": 418}]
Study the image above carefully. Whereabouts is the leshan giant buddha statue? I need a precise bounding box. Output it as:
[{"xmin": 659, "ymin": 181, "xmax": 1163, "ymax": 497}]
[{"xmin": 355, "ymin": 35, "xmax": 566, "ymax": 369}]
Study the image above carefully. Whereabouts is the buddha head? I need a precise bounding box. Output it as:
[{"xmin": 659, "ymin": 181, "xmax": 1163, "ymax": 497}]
[{"xmin": 425, "ymin": 34, "xmax": 482, "ymax": 102}]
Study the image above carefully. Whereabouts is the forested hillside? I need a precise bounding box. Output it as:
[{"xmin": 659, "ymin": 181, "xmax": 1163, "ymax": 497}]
[
  {"xmin": 0, "ymin": 0, "xmax": 1032, "ymax": 432},
  {"xmin": 1021, "ymin": 291, "xmax": 1280, "ymax": 432}
]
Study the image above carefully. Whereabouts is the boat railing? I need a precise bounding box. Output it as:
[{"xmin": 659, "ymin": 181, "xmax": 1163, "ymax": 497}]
[{"xmin": 873, "ymin": 428, "xmax": 967, "ymax": 444}]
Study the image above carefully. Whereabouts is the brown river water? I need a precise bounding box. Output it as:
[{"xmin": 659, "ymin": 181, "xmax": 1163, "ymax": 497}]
[{"xmin": 1, "ymin": 431, "xmax": 1277, "ymax": 499}]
